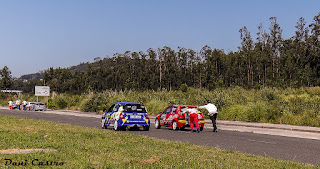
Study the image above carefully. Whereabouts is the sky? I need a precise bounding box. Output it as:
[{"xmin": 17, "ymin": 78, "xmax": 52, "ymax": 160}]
[{"xmin": 0, "ymin": 0, "xmax": 320, "ymax": 77}]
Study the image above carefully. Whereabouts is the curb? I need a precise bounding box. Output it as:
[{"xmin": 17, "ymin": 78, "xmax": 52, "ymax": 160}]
[{"xmin": 212, "ymin": 119, "xmax": 320, "ymax": 133}]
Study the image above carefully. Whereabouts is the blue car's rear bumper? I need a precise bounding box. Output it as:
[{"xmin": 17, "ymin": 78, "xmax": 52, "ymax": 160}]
[{"xmin": 116, "ymin": 118, "xmax": 150, "ymax": 127}]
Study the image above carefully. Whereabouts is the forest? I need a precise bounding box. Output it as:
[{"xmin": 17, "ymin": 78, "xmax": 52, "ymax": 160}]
[{"xmin": 1, "ymin": 14, "xmax": 320, "ymax": 94}]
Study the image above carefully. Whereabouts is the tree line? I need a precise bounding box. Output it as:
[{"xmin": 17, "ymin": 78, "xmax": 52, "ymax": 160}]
[{"xmin": 1, "ymin": 13, "xmax": 320, "ymax": 93}]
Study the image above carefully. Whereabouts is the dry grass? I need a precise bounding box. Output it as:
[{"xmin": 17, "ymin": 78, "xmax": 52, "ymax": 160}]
[{"xmin": 0, "ymin": 149, "xmax": 56, "ymax": 154}]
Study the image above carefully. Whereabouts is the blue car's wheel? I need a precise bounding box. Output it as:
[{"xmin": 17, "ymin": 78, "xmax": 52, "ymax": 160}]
[{"xmin": 143, "ymin": 126, "xmax": 150, "ymax": 131}]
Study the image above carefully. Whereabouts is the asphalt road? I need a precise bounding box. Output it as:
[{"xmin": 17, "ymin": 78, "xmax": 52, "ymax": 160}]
[{"xmin": 1, "ymin": 109, "xmax": 320, "ymax": 166}]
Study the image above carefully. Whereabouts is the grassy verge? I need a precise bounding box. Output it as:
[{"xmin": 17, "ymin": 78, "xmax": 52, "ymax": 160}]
[{"xmin": 0, "ymin": 115, "xmax": 318, "ymax": 168}]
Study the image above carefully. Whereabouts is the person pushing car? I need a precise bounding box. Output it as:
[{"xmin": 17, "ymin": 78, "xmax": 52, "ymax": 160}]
[
  {"xmin": 198, "ymin": 101, "xmax": 218, "ymax": 132},
  {"xmin": 183, "ymin": 108, "xmax": 201, "ymax": 133}
]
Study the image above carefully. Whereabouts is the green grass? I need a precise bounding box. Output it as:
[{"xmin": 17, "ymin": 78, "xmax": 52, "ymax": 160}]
[{"xmin": 0, "ymin": 115, "xmax": 318, "ymax": 168}]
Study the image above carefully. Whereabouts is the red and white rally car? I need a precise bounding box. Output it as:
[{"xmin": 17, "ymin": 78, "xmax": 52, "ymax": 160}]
[{"xmin": 154, "ymin": 105, "xmax": 205, "ymax": 131}]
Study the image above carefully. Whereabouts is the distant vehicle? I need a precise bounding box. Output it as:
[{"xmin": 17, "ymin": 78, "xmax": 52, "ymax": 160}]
[
  {"xmin": 155, "ymin": 105, "xmax": 205, "ymax": 131},
  {"xmin": 11, "ymin": 101, "xmax": 17, "ymax": 109},
  {"xmin": 26, "ymin": 102, "xmax": 36, "ymax": 110},
  {"xmin": 11, "ymin": 101, "xmax": 20, "ymax": 109},
  {"xmin": 30, "ymin": 102, "xmax": 46, "ymax": 111},
  {"xmin": 101, "ymin": 102, "xmax": 150, "ymax": 131}
]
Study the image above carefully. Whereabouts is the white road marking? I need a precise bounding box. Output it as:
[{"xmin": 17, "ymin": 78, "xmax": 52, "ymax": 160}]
[{"xmin": 248, "ymin": 139, "xmax": 274, "ymax": 144}]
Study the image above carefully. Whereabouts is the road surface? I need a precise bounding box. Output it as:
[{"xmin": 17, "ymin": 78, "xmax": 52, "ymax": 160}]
[{"xmin": 1, "ymin": 108, "xmax": 320, "ymax": 165}]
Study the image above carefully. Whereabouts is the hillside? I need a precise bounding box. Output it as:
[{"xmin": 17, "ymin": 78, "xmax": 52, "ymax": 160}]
[
  {"xmin": 19, "ymin": 61, "xmax": 93, "ymax": 80},
  {"xmin": 19, "ymin": 72, "xmax": 43, "ymax": 80}
]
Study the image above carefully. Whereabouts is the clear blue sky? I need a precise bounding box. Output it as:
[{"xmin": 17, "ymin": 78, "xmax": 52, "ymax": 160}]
[{"xmin": 1, "ymin": 0, "xmax": 319, "ymax": 77}]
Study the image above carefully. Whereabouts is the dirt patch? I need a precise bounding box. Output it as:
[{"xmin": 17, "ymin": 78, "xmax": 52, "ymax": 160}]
[
  {"xmin": 141, "ymin": 157, "xmax": 161, "ymax": 164},
  {"xmin": 0, "ymin": 149, "xmax": 56, "ymax": 154}
]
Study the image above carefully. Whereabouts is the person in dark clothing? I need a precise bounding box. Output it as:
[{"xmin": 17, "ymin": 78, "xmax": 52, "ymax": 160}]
[
  {"xmin": 199, "ymin": 102, "xmax": 218, "ymax": 132},
  {"xmin": 210, "ymin": 113, "xmax": 218, "ymax": 132}
]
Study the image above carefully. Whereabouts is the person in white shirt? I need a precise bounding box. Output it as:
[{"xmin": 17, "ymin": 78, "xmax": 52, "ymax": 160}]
[
  {"xmin": 22, "ymin": 100, "xmax": 27, "ymax": 110},
  {"xmin": 198, "ymin": 102, "xmax": 218, "ymax": 132},
  {"xmin": 8, "ymin": 100, "xmax": 13, "ymax": 109},
  {"xmin": 16, "ymin": 100, "xmax": 21, "ymax": 110},
  {"xmin": 182, "ymin": 108, "xmax": 200, "ymax": 133}
]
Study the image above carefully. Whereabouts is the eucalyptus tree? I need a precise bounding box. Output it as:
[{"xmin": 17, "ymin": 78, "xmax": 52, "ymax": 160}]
[
  {"xmin": 294, "ymin": 17, "xmax": 309, "ymax": 42},
  {"xmin": 0, "ymin": 66, "xmax": 13, "ymax": 89},
  {"xmin": 177, "ymin": 47, "xmax": 188, "ymax": 78},
  {"xmin": 269, "ymin": 17, "xmax": 283, "ymax": 80},
  {"xmin": 193, "ymin": 50, "xmax": 204, "ymax": 88},
  {"xmin": 309, "ymin": 12, "xmax": 320, "ymax": 84},
  {"xmin": 72, "ymin": 70, "xmax": 86, "ymax": 93},
  {"xmin": 186, "ymin": 48, "xmax": 197, "ymax": 87},
  {"xmin": 158, "ymin": 46, "xmax": 178, "ymax": 90},
  {"xmin": 256, "ymin": 23, "xmax": 271, "ymax": 85},
  {"xmin": 138, "ymin": 51, "xmax": 148, "ymax": 90},
  {"xmin": 200, "ymin": 45, "xmax": 213, "ymax": 89},
  {"xmin": 281, "ymin": 17, "xmax": 310, "ymax": 86},
  {"xmin": 294, "ymin": 17, "xmax": 309, "ymax": 69},
  {"xmin": 130, "ymin": 51, "xmax": 141, "ymax": 89},
  {"xmin": 309, "ymin": 12, "xmax": 320, "ymax": 42},
  {"xmin": 239, "ymin": 26, "xmax": 254, "ymax": 86},
  {"xmin": 145, "ymin": 48, "xmax": 159, "ymax": 90}
]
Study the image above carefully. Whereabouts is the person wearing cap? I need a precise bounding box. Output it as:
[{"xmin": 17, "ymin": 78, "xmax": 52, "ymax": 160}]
[
  {"xmin": 198, "ymin": 102, "xmax": 218, "ymax": 132},
  {"xmin": 8, "ymin": 100, "xmax": 13, "ymax": 110},
  {"xmin": 183, "ymin": 108, "xmax": 201, "ymax": 133}
]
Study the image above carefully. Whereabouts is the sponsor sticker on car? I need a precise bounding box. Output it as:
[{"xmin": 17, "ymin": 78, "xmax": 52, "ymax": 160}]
[{"xmin": 131, "ymin": 115, "xmax": 141, "ymax": 119}]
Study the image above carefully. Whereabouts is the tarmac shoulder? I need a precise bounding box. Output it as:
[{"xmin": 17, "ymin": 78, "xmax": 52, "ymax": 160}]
[{"xmin": 215, "ymin": 120, "xmax": 320, "ymax": 133}]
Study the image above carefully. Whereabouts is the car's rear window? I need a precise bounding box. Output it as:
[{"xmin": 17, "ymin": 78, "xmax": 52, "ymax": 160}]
[
  {"xmin": 181, "ymin": 106, "xmax": 198, "ymax": 113},
  {"xmin": 123, "ymin": 104, "xmax": 146, "ymax": 112},
  {"xmin": 181, "ymin": 107, "xmax": 193, "ymax": 111}
]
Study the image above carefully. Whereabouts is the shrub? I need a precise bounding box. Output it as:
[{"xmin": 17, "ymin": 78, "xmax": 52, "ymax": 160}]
[
  {"xmin": 179, "ymin": 84, "xmax": 189, "ymax": 93},
  {"xmin": 56, "ymin": 97, "xmax": 68, "ymax": 109}
]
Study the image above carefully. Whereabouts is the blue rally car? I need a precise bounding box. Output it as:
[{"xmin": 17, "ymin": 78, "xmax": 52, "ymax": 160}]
[{"xmin": 101, "ymin": 102, "xmax": 150, "ymax": 131}]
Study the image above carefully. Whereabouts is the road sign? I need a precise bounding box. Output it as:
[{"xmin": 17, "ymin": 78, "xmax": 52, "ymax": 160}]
[{"xmin": 35, "ymin": 86, "xmax": 50, "ymax": 96}]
